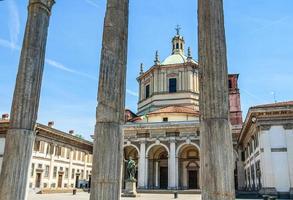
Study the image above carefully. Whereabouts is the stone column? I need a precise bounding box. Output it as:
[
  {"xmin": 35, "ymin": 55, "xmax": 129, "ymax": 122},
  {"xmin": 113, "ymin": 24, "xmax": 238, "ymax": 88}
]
[
  {"xmin": 89, "ymin": 0, "xmax": 129, "ymax": 199},
  {"xmin": 168, "ymin": 139, "xmax": 176, "ymax": 189},
  {"xmin": 138, "ymin": 140, "xmax": 146, "ymax": 188},
  {"xmin": 0, "ymin": 1, "xmax": 54, "ymax": 199},
  {"xmin": 198, "ymin": 0, "xmax": 235, "ymax": 199}
]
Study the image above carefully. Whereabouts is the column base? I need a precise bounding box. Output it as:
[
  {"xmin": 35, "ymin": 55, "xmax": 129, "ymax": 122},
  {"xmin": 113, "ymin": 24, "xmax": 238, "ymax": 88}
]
[
  {"xmin": 290, "ymin": 188, "xmax": 293, "ymax": 199},
  {"xmin": 122, "ymin": 181, "xmax": 138, "ymax": 198},
  {"xmin": 259, "ymin": 187, "xmax": 277, "ymax": 196}
]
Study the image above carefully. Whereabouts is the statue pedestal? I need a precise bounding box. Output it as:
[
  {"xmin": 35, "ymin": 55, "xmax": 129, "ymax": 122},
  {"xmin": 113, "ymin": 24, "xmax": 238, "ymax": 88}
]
[{"xmin": 122, "ymin": 181, "xmax": 138, "ymax": 198}]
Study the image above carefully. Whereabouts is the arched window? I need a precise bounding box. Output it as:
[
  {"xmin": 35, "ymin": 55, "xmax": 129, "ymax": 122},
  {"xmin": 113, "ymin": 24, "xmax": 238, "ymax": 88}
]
[{"xmin": 176, "ymin": 43, "xmax": 179, "ymax": 49}]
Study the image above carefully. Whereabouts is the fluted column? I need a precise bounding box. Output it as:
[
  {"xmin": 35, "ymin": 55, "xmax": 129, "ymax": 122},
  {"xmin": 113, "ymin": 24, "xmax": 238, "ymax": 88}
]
[
  {"xmin": 0, "ymin": 1, "xmax": 54, "ymax": 199},
  {"xmin": 90, "ymin": 0, "xmax": 129, "ymax": 199},
  {"xmin": 198, "ymin": 0, "xmax": 235, "ymax": 200}
]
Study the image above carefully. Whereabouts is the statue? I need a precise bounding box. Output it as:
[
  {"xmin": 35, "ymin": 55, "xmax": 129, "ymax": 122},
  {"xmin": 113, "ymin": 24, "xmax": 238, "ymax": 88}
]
[
  {"xmin": 122, "ymin": 156, "xmax": 138, "ymax": 197},
  {"xmin": 125, "ymin": 157, "xmax": 136, "ymax": 182}
]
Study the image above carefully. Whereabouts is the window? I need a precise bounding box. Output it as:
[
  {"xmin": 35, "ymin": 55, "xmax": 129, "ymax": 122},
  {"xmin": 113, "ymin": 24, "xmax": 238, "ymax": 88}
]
[
  {"xmin": 169, "ymin": 78, "xmax": 177, "ymax": 93},
  {"xmin": 163, "ymin": 117, "xmax": 168, "ymax": 122},
  {"xmin": 145, "ymin": 85, "xmax": 150, "ymax": 99},
  {"xmin": 38, "ymin": 164, "xmax": 42, "ymax": 169},
  {"xmin": 39, "ymin": 141, "xmax": 45, "ymax": 153},
  {"xmin": 45, "ymin": 165, "xmax": 49, "ymax": 177},
  {"xmin": 228, "ymin": 79, "xmax": 232, "ymax": 89},
  {"xmin": 34, "ymin": 141, "xmax": 40, "ymax": 152},
  {"xmin": 66, "ymin": 148, "xmax": 70, "ymax": 159},
  {"xmin": 176, "ymin": 43, "xmax": 179, "ymax": 49},
  {"xmin": 65, "ymin": 168, "xmax": 69, "ymax": 179},
  {"xmin": 86, "ymin": 170, "xmax": 89, "ymax": 179},
  {"xmin": 53, "ymin": 166, "xmax": 57, "ymax": 178},
  {"xmin": 46, "ymin": 144, "xmax": 50, "ymax": 155},
  {"xmin": 71, "ymin": 169, "xmax": 75, "ymax": 179},
  {"xmin": 81, "ymin": 170, "xmax": 84, "ymax": 179},
  {"xmin": 31, "ymin": 163, "xmax": 35, "ymax": 177}
]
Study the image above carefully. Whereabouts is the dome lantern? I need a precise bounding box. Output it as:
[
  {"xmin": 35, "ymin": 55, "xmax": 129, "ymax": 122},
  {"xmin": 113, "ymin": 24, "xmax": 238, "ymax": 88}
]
[{"xmin": 172, "ymin": 25, "xmax": 185, "ymax": 55}]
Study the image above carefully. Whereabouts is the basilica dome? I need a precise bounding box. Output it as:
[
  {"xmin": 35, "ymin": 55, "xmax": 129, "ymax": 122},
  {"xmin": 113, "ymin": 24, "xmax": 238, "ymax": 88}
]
[{"xmin": 161, "ymin": 53, "xmax": 197, "ymax": 65}]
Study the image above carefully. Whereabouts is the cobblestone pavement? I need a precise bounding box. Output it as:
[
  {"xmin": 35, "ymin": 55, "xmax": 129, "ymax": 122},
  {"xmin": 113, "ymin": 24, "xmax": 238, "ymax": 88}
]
[{"xmin": 28, "ymin": 193, "xmax": 259, "ymax": 200}]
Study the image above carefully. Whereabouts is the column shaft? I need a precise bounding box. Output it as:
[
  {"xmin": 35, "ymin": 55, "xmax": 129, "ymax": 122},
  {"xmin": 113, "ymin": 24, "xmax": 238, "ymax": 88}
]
[
  {"xmin": 138, "ymin": 141, "xmax": 146, "ymax": 188},
  {"xmin": 168, "ymin": 141, "xmax": 176, "ymax": 189},
  {"xmin": 90, "ymin": 0, "xmax": 129, "ymax": 199},
  {"xmin": 0, "ymin": 1, "xmax": 54, "ymax": 200},
  {"xmin": 198, "ymin": 0, "xmax": 235, "ymax": 199}
]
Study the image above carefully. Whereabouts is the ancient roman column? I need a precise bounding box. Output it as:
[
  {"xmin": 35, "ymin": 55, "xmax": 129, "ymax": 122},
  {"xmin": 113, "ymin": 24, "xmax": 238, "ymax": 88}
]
[
  {"xmin": 0, "ymin": 0, "xmax": 55, "ymax": 200},
  {"xmin": 198, "ymin": 0, "xmax": 235, "ymax": 200},
  {"xmin": 90, "ymin": 0, "xmax": 129, "ymax": 199}
]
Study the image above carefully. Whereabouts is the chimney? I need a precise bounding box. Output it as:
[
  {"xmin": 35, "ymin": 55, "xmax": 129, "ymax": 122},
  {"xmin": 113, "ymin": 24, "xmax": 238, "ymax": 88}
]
[
  {"xmin": 2, "ymin": 114, "xmax": 9, "ymax": 120},
  {"xmin": 48, "ymin": 121, "xmax": 54, "ymax": 128},
  {"xmin": 69, "ymin": 130, "xmax": 74, "ymax": 135}
]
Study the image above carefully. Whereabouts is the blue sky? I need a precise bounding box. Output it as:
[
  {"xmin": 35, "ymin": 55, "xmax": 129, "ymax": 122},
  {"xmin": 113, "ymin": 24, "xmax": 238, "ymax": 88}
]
[{"xmin": 0, "ymin": 0, "xmax": 292, "ymax": 139}]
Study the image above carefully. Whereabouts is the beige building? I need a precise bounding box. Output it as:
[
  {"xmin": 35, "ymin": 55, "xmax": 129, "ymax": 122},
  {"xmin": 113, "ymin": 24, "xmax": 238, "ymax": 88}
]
[
  {"xmin": 0, "ymin": 116, "xmax": 93, "ymax": 192},
  {"xmin": 238, "ymin": 101, "xmax": 293, "ymax": 198}
]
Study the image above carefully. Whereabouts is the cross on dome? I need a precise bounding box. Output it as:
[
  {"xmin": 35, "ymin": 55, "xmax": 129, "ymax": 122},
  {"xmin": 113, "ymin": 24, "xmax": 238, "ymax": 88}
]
[{"xmin": 175, "ymin": 24, "xmax": 181, "ymax": 35}]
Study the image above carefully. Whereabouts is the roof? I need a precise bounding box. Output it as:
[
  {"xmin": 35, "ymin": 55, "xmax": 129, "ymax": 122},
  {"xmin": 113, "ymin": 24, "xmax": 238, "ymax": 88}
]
[
  {"xmin": 251, "ymin": 101, "xmax": 293, "ymax": 109},
  {"xmin": 238, "ymin": 100, "xmax": 293, "ymax": 145},
  {"xmin": 148, "ymin": 106, "xmax": 199, "ymax": 115},
  {"xmin": 161, "ymin": 53, "xmax": 197, "ymax": 65}
]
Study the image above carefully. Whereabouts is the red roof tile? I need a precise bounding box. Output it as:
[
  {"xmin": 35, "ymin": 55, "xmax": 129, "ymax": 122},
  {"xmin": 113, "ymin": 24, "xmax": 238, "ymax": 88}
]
[{"xmin": 148, "ymin": 106, "xmax": 199, "ymax": 115}]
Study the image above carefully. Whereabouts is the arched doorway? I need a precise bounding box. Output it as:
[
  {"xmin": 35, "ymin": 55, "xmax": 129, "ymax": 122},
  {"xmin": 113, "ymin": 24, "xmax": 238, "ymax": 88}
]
[
  {"xmin": 147, "ymin": 145, "xmax": 169, "ymax": 189},
  {"xmin": 123, "ymin": 145, "xmax": 139, "ymax": 189},
  {"xmin": 177, "ymin": 144, "xmax": 200, "ymax": 189}
]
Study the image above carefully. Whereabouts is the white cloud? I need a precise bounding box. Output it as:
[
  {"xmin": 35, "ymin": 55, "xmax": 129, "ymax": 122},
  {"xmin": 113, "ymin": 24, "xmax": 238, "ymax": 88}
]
[
  {"xmin": 250, "ymin": 16, "xmax": 289, "ymax": 34},
  {"xmin": 126, "ymin": 89, "xmax": 138, "ymax": 97},
  {"xmin": 8, "ymin": 0, "xmax": 20, "ymax": 49},
  {"xmin": 45, "ymin": 58, "xmax": 98, "ymax": 80},
  {"xmin": 0, "ymin": 38, "xmax": 20, "ymax": 50},
  {"xmin": 84, "ymin": 0, "xmax": 99, "ymax": 8}
]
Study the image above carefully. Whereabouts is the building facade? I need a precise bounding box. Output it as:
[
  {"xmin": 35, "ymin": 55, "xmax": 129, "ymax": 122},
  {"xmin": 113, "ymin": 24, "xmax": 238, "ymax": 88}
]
[
  {"xmin": 0, "ymin": 116, "xmax": 93, "ymax": 192},
  {"xmin": 238, "ymin": 101, "xmax": 293, "ymax": 198},
  {"xmin": 123, "ymin": 31, "xmax": 243, "ymax": 190}
]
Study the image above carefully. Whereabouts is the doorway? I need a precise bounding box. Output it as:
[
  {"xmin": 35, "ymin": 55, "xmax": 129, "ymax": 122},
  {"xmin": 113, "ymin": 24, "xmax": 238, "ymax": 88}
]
[
  {"xmin": 57, "ymin": 174, "xmax": 63, "ymax": 188},
  {"xmin": 35, "ymin": 173, "xmax": 41, "ymax": 188},
  {"xmin": 160, "ymin": 167, "xmax": 168, "ymax": 189},
  {"xmin": 75, "ymin": 175, "xmax": 80, "ymax": 188},
  {"xmin": 188, "ymin": 170, "xmax": 198, "ymax": 189}
]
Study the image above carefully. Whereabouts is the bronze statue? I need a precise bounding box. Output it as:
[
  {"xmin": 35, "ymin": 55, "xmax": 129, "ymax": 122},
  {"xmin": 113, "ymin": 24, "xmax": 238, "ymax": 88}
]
[{"xmin": 125, "ymin": 157, "xmax": 136, "ymax": 182}]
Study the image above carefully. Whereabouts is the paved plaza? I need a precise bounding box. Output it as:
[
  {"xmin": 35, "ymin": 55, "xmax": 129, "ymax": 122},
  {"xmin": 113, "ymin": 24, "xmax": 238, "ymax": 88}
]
[{"xmin": 28, "ymin": 193, "xmax": 259, "ymax": 200}]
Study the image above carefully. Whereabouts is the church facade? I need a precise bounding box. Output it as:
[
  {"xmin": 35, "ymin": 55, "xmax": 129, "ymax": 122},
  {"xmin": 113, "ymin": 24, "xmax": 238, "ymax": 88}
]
[{"xmin": 123, "ymin": 31, "xmax": 243, "ymax": 190}]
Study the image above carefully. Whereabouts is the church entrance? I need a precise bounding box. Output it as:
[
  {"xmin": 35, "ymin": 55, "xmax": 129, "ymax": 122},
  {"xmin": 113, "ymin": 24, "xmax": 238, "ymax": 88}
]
[
  {"xmin": 147, "ymin": 145, "xmax": 169, "ymax": 189},
  {"xmin": 159, "ymin": 167, "xmax": 168, "ymax": 189},
  {"xmin": 177, "ymin": 144, "xmax": 200, "ymax": 189},
  {"xmin": 188, "ymin": 170, "xmax": 198, "ymax": 189}
]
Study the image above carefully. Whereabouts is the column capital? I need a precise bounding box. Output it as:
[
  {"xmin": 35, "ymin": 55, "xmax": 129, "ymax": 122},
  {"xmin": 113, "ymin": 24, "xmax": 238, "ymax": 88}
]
[
  {"xmin": 139, "ymin": 140, "xmax": 147, "ymax": 144},
  {"xmin": 29, "ymin": 0, "xmax": 55, "ymax": 14},
  {"xmin": 169, "ymin": 138, "xmax": 176, "ymax": 144}
]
